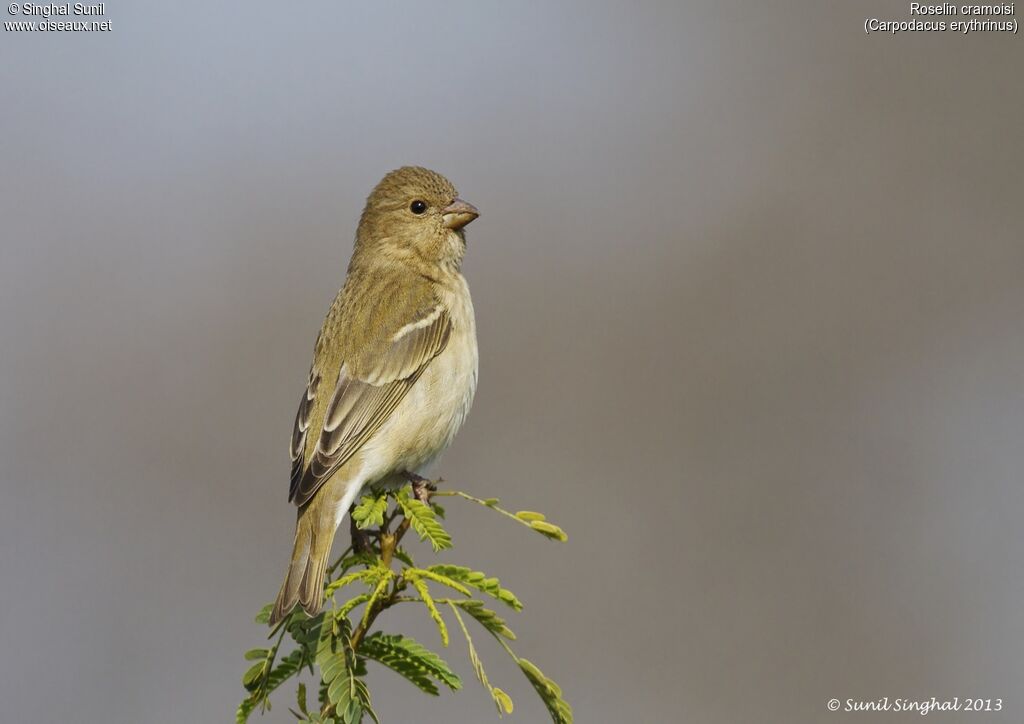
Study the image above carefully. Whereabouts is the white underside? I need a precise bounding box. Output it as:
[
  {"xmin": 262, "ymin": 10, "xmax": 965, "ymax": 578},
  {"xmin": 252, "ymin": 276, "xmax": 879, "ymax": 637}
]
[{"xmin": 330, "ymin": 272, "xmax": 478, "ymax": 530}]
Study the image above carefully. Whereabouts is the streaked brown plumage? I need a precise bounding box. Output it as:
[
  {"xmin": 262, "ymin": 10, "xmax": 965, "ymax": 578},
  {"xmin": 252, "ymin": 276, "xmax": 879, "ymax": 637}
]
[{"xmin": 270, "ymin": 167, "xmax": 479, "ymax": 625}]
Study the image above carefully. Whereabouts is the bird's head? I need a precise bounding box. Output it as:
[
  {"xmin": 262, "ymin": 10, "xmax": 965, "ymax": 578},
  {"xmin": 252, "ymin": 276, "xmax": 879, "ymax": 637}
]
[{"xmin": 354, "ymin": 166, "xmax": 479, "ymax": 269}]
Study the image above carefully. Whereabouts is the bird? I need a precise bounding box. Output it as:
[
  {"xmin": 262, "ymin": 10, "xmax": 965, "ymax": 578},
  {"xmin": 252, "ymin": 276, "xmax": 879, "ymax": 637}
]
[{"xmin": 269, "ymin": 166, "xmax": 480, "ymax": 625}]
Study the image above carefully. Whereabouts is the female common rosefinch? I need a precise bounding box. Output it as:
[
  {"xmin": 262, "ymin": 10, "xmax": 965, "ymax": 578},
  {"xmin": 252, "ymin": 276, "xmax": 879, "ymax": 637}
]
[{"xmin": 270, "ymin": 166, "xmax": 479, "ymax": 625}]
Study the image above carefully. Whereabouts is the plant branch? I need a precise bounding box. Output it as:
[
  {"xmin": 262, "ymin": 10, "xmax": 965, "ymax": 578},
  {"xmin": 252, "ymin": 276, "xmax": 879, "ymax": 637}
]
[
  {"xmin": 240, "ymin": 481, "xmax": 571, "ymax": 724},
  {"xmin": 433, "ymin": 490, "xmax": 525, "ymax": 523},
  {"xmin": 346, "ymin": 486, "xmax": 430, "ymax": 652}
]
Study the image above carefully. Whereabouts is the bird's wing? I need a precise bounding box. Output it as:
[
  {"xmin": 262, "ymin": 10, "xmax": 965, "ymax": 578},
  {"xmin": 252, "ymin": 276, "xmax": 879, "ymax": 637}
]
[
  {"xmin": 288, "ymin": 304, "xmax": 452, "ymax": 506},
  {"xmin": 288, "ymin": 358, "xmax": 320, "ymax": 499}
]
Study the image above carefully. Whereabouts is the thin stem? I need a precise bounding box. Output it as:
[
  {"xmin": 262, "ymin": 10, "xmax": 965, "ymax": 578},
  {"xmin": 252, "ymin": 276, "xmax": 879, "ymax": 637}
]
[
  {"xmin": 349, "ymin": 577, "xmax": 406, "ymax": 652},
  {"xmin": 380, "ymin": 532, "xmax": 396, "ymax": 568},
  {"xmin": 433, "ymin": 490, "xmax": 526, "ymax": 525},
  {"xmin": 259, "ymin": 623, "xmax": 289, "ymax": 713},
  {"xmin": 389, "ymin": 595, "xmax": 471, "ymax": 605},
  {"xmin": 346, "ymin": 492, "xmax": 421, "ymax": 652}
]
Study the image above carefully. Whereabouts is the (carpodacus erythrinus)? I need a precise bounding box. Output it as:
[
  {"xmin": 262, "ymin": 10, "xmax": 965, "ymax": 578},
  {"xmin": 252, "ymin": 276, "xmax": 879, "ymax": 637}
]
[{"xmin": 270, "ymin": 166, "xmax": 479, "ymax": 625}]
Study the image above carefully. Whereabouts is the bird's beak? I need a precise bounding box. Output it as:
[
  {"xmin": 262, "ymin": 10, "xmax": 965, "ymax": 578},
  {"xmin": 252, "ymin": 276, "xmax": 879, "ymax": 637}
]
[{"xmin": 441, "ymin": 198, "xmax": 479, "ymax": 230}]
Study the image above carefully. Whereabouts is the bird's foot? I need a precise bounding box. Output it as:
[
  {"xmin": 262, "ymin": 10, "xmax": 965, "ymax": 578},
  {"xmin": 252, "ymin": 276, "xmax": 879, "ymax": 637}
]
[{"xmin": 404, "ymin": 471, "xmax": 436, "ymax": 503}]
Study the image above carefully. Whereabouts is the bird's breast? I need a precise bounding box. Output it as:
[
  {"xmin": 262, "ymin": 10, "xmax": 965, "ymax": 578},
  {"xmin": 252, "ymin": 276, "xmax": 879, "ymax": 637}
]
[{"xmin": 368, "ymin": 277, "xmax": 478, "ymax": 476}]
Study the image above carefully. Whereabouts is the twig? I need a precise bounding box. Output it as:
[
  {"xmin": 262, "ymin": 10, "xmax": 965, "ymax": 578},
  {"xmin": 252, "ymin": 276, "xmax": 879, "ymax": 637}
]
[
  {"xmin": 346, "ymin": 486, "xmax": 432, "ymax": 652},
  {"xmin": 433, "ymin": 489, "xmax": 523, "ymax": 524}
]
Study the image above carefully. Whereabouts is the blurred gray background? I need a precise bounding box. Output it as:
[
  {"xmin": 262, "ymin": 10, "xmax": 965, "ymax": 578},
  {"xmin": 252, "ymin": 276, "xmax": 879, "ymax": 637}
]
[{"xmin": 2, "ymin": 2, "xmax": 1022, "ymax": 722}]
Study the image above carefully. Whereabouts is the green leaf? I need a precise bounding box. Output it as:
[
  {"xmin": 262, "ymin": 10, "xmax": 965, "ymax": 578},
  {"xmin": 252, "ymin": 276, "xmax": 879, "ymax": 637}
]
[
  {"xmin": 335, "ymin": 551, "xmax": 378, "ymax": 575},
  {"xmin": 517, "ymin": 658, "xmax": 573, "ymax": 724},
  {"xmin": 266, "ymin": 650, "xmax": 305, "ymax": 689},
  {"xmin": 407, "ymin": 567, "xmax": 471, "ymax": 597},
  {"xmin": 315, "ymin": 616, "xmax": 375, "ymax": 722},
  {"xmin": 451, "ymin": 599, "xmax": 516, "ymax": 640},
  {"xmin": 427, "ymin": 564, "xmax": 524, "ymax": 611},
  {"xmin": 493, "ymin": 687, "xmax": 514, "ymax": 715},
  {"xmin": 336, "ymin": 593, "xmax": 371, "ymax": 620},
  {"xmin": 242, "ymin": 484, "xmax": 571, "ymax": 724},
  {"xmin": 366, "ymin": 660, "xmax": 438, "ymax": 694},
  {"xmin": 352, "ymin": 492, "xmax": 388, "ymax": 530},
  {"xmin": 358, "ymin": 633, "xmax": 462, "ymax": 692},
  {"xmin": 327, "ymin": 673, "xmax": 356, "ymax": 717},
  {"xmin": 320, "ymin": 649, "xmax": 349, "ymax": 685},
  {"xmin": 324, "ymin": 568, "xmax": 377, "ymax": 598},
  {"xmin": 448, "ymin": 601, "xmax": 514, "ymax": 716},
  {"xmin": 405, "ymin": 570, "xmax": 449, "ymax": 646},
  {"xmin": 359, "ymin": 569, "xmax": 394, "ymax": 630},
  {"xmin": 438, "ymin": 490, "xmax": 568, "ymax": 541},
  {"xmin": 254, "ymin": 603, "xmax": 273, "ymax": 624},
  {"xmin": 333, "ymin": 677, "xmax": 376, "ymax": 723},
  {"xmin": 359, "ymin": 640, "xmax": 438, "ymax": 695},
  {"xmin": 237, "ymin": 650, "xmax": 307, "ymax": 723},
  {"xmin": 236, "ymin": 695, "xmax": 258, "ymax": 724},
  {"xmin": 396, "ymin": 488, "xmax": 453, "ymax": 551},
  {"xmin": 528, "ymin": 520, "xmax": 569, "ymax": 542},
  {"xmin": 315, "ymin": 615, "xmax": 349, "ymax": 668},
  {"xmin": 242, "ymin": 661, "xmax": 266, "ymax": 691},
  {"xmin": 285, "ymin": 611, "xmax": 325, "ymax": 664}
]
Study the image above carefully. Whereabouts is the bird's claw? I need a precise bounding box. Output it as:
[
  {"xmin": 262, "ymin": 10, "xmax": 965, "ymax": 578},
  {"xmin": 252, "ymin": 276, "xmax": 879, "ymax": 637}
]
[{"xmin": 404, "ymin": 472, "xmax": 436, "ymax": 503}]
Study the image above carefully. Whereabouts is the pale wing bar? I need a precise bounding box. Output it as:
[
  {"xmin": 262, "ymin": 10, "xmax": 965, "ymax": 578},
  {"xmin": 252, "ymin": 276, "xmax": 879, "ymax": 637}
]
[{"xmin": 288, "ymin": 307, "xmax": 451, "ymax": 507}]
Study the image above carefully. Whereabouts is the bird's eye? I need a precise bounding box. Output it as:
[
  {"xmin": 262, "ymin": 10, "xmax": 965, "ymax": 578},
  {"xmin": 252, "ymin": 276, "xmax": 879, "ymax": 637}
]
[{"xmin": 410, "ymin": 200, "xmax": 427, "ymax": 215}]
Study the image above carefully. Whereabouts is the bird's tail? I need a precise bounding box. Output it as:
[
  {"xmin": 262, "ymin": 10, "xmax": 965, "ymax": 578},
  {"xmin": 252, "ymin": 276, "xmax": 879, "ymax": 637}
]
[{"xmin": 269, "ymin": 504, "xmax": 337, "ymax": 626}]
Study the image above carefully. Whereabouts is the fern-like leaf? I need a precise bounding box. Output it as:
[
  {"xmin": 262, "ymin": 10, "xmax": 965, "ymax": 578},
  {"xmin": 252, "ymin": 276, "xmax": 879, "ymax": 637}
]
[
  {"xmin": 332, "ymin": 676, "xmax": 376, "ymax": 724},
  {"xmin": 236, "ymin": 650, "xmax": 306, "ymax": 724},
  {"xmin": 324, "ymin": 568, "xmax": 377, "ymax": 599},
  {"xmin": 451, "ymin": 599, "xmax": 516, "ymax": 640},
  {"xmin": 352, "ymin": 492, "xmax": 388, "ymax": 530},
  {"xmin": 527, "ymin": 520, "xmax": 569, "ymax": 542},
  {"xmin": 254, "ymin": 603, "xmax": 273, "ymax": 624},
  {"xmin": 359, "ymin": 569, "xmax": 394, "ymax": 630},
  {"xmin": 517, "ymin": 658, "xmax": 573, "ymax": 724},
  {"xmin": 404, "ymin": 570, "xmax": 449, "ymax": 646},
  {"xmin": 358, "ymin": 633, "xmax": 462, "ymax": 692},
  {"xmin": 236, "ymin": 695, "xmax": 258, "ymax": 724},
  {"xmin": 315, "ymin": 617, "xmax": 376, "ymax": 722},
  {"xmin": 335, "ymin": 593, "xmax": 371, "ymax": 621},
  {"xmin": 265, "ymin": 651, "xmax": 305, "ymax": 695},
  {"xmin": 242, "ymin": 661, "xmax": 266, "ymax": 692},
  {"xmin": 396, "ymin": 489, "xmax": 452, "ymax": 551},
  {"xmin": 448, "ymin": 601, "xmax": 514, "ymax": 716},
  {"xmin": 435, "ymin": 490, "xmax": 569, "ymax": 542},
  {"xmin": 427, "ymin": 565, "xmax": 523, "ymax": 611},
  {"xmin": 407, "ymin": 567, "xmax": 471, "ymax": 596}
]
